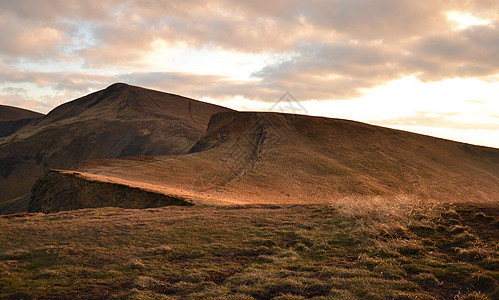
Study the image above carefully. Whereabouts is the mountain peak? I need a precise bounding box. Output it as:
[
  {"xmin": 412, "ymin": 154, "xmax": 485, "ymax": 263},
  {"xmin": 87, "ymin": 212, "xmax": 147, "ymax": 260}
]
[
  {"xmin": 105, "ymin": 82, "xmax": 130, "ymax": 92},
  {"xmin": 0, "ymin": 84, "xmax": 233, "ymax": 204}
]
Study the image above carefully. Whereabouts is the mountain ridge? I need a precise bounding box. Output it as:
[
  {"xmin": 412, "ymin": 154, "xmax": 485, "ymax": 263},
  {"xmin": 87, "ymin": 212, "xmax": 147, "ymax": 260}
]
[
  {"xmin": 0, "ymin": 83, "xmax": 233, "ymax": 205},
  {"xmin": 50, "ymin": 110, "xmax": 499, "ymax": 210},
  {"xmin": 0, "ymin": 105, "xmax": 44, "ymax": 138},
  {"xmin": 1, "ymin": 83, "xmax": 499, "ymax": 213}
]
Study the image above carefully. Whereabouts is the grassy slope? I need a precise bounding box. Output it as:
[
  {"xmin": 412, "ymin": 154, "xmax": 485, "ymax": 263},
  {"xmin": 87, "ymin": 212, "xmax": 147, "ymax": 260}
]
[
  {"xmin": 1, "ymin": 200, "xmax": 497, "ymax": 299},
  {"xmin": 73, "ymin": 112, "xmax": 499, "ymax": 206}
]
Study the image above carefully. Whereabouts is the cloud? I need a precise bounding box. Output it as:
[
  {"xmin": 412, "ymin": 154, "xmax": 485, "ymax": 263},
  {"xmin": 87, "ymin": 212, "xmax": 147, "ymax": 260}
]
[
  {"xmin": 0, "ymin": 62, "xmax": 110, "ymax": 92},
  {"xmin": 376, "ymin": 111, "xmax": 499, "ymax": 131},
  {"xmin": 0, "ymin": 61, "xmax": 113, "ymax": 112},
  {"xmin": 0, "ymin": 14, "xmax": 64, "ymax": 59},
  {"xmin": 0, "ymin": 0, "xmax": 498, "ymax": 105},
  {"xmin": 406, "ymin": 24, "xmax": 499, "ymax": 80},
  {"xmin": 252, "ymin": 40, "xmax": 406, "ymax": 99},
  {"xmin": 118, "ymin": 72, "xmax": 268, "ymax": 100},
  {"xmin": 0, "ymin": 1, "xmax": 116, "ymax": 22},
  {"xmin": 0, "ymin": 88, "xmax": 49, "ymax": 113}
]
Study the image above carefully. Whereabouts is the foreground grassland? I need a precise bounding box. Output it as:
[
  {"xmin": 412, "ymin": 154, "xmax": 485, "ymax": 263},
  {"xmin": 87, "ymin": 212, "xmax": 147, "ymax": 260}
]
[{"xmin": 0, "ymin": 200, "xmax": 498, "ymax": 299}]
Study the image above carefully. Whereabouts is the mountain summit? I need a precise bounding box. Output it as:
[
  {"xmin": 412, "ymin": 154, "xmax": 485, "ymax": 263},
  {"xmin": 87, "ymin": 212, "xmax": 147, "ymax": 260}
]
[{"xmin": 0, "ymin": 84, "xmax": 232, "ymax": 207}]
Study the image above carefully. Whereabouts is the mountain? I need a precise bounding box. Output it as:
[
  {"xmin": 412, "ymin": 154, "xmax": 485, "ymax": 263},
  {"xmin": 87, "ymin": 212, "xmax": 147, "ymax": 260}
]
[
  {"xmin": 30, "ymin": 111, "xmax": 499, "ymax": 212},
  {"xmin": 0, "ymin": 105, "xmax": 44, "ymax": 138},
  {"xmin": 0, "ymin": 83, "xmax": 233, "ymax": 210},
  {"xmin": 0, "ymin": 105, "xmax": 43, "ymax": 121}
]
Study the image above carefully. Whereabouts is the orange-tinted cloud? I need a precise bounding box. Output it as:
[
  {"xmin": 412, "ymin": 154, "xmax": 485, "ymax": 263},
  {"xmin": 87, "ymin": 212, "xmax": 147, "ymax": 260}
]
[{"xmin": 0, "ymin": 0, "xmax": 498, "ymax": 104}]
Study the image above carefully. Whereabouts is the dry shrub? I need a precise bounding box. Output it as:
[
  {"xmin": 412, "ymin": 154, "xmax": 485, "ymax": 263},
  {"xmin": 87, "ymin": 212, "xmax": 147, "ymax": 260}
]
[{"xmin": 333, "ymin": 195, "xmax": 441, "ymax": 237}]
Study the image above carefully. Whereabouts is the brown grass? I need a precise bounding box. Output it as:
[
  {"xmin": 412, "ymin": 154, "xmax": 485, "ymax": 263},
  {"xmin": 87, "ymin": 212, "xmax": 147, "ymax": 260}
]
[
  {"xmin": 71, "ymin": 112, "xmax": 499, "ymax": 207},
  {"xmin": 0, "ymin": 199, "xmax": 497, "ymax": 299}
]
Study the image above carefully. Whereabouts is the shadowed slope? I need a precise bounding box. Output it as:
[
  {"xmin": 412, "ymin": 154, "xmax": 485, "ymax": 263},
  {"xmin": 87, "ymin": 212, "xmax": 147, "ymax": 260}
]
[
  {"xmin": 61, "ymin": 111, "xmax": 499, "ymax": 208},
  {"xmin": 0, "ymin": 83, "xmax": 232, "ymax": 204},
  {"xmin": 0, "ymin": 105, "xmax": 44, "ymax": 138},
  {"xmin": 0, "ymin": 105, "xmax": 43, "ymax": 121}
]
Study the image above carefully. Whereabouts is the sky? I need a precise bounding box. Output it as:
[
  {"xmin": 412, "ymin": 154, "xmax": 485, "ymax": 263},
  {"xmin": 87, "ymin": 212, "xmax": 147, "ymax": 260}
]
[{"xmin": 0, "ymin": 0, "xmax": 498, "ymax": 148}]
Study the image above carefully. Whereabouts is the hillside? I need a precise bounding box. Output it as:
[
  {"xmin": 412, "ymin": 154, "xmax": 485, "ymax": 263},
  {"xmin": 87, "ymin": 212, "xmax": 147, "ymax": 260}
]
[
  {"xmin": 0, "ymin": 105, "xmax": 44, "ymax": 138},
  {"xmin": 2, "ymin": 86, "xmax": 498, "ymax": 299},
  {"xmin": 0, "ymin": 83, "xmax": 232, "ymax": 207},
  {"xmin": 1, "ymin": 202, "xmax": 498, "ymax": 299},
  {"xmin": 0, "ymin": 105, "xmax": 43, "ymax": 121},
  {"xmin": 31, "ymin": 111, "xmax": 499, "ymax": 212}
]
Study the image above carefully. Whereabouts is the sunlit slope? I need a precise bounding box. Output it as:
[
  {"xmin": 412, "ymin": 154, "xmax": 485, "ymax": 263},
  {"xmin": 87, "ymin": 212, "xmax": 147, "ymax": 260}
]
[
  {"xmin": 0, "ymin": 83, "xmax": 232, "ymax": 204},
  {"xmin": 70, "ymin": 111, "xmax": 499, "ymax": 206}
]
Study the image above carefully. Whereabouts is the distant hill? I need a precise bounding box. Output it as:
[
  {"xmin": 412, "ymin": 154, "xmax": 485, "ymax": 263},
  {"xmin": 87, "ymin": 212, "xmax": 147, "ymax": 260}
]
[
  {"xmin": 0, "ymin": 105, "xmax": 43, "ymax": 121},
  {"xmin": 0, "ymin": 83, "xmax": 233, "ymax": 208},
  {"xmin": 0, "ymin": 105, "xmax": 44, "ymax": 138},
  {"xmin": 29, "ymin": 111, "xmax": 499, "ymax": 212}
]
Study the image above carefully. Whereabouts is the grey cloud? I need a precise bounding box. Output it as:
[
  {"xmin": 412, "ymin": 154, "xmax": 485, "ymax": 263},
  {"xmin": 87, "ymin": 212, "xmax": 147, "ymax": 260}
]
[
  {"xmin": 0, "ymin": 87, "xmax": 28, "ymax": 95},
  {"xmin": 0, "ymin": 0, "xmax": 498, "ymax": 104},
  {"xmin": 270, "ymin": 42, "xmax": 402, "ymax": 76},
  {"xmin": 300, "ymin": 0, "xmax": 448, "ymax": 40},
  {"xmin": 0, "ymin": 1, "xmax": 116, "ymax": 22},
  {"xmin": 118, "ymin": 70, "xmax": 370, "ymax": 103},
  {"xmin": 118, "ymin": 72, "xmax": 275, "ymax": 100},
  {"xmin": 0, "ymin": 68, "xmax": 109, "ymax": 92},
  {"xmin": 0, "ymin": 0, "xmax": 118, "ymax": 60},
  {"xmin": 252, "ymin": 41, "xmax": 405, "ymax": 99},
  {"xmin": 0, "ymin": 69, "xmax": 111, "ymax": 113},
  {"xmin": 407, "ymin": 24, "xmax": 499, "ymax": 80}
]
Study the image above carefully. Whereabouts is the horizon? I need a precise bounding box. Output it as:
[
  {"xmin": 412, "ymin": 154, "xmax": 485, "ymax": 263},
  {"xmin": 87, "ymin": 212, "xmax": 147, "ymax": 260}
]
[{"xmin": 0, "ymin": 1, "xmax": 498, "ymax": 148}]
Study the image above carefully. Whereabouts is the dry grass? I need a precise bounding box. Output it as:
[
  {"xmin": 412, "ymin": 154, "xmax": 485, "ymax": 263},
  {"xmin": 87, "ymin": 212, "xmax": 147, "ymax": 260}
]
[
  {"xmin": 0, "ymin": 199, "xmax": 497, "ymax": 299},
  {"xmin": 70, "ymin": 111, "xmax": 499, "ymax": 208}
]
